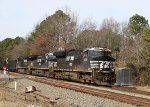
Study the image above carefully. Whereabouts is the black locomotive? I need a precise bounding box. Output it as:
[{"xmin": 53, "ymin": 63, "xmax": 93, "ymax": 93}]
[{"xmin": 0, "ymin": 47, "xmax": 116, "ymax": 85}]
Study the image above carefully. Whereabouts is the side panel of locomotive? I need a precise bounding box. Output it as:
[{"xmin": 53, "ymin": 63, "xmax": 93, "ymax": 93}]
[
  {"xmin": 32, "ymin": 53, "xmax": 57, "ymax": 76},
  {"xmin": 52, "ymin": 50, "xmax": 91, "ymax": 81},
  {"xmin": 17, "ymin": 55, "xmax": 37, "ymax": 74}
]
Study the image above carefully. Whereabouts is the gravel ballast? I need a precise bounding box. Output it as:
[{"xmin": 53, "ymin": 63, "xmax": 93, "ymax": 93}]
[{"xmin": 0, "ymin": 73, "xmax": 137, "ymax": 107}]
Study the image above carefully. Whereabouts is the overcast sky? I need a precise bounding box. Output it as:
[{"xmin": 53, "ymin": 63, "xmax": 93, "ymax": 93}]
[{"xmin": 0, "ymin": 0, "xmax": 150, "ymax": 41}]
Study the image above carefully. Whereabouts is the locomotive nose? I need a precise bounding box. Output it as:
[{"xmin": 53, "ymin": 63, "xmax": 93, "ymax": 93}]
[{"xmin": 90, "ymin": 56, "xmax": 115, "ymax": 71}]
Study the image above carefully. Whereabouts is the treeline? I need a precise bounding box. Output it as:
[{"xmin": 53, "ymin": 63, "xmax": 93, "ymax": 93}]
[{"xmin": 0, "ymin": 10, "xmax": 150, "ymax": 86}]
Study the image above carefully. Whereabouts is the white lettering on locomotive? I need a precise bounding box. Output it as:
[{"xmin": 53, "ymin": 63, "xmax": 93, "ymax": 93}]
[{"xmin": 90, "ymin": 61, "xmax": 113, "ymax": 69}]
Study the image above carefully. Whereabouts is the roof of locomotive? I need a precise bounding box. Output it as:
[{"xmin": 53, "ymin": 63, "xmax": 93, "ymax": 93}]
[{"xmin": 84, "ymin": 47, "xmax": 111, "ymax": 52}]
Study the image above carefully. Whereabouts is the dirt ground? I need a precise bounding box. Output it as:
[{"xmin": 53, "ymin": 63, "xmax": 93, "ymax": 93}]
[
  {"xmin": 0, "ymin": 85, "xmax": 66, "ymax": 107},
  {"xmin": 0, "ymin": 72, "xmax": 67, "ymax": 107}
]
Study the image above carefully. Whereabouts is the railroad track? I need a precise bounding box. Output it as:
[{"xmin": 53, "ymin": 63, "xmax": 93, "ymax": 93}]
[
  {"xmin": 8, "ymin": 72, "xmax": 150, "ymax": 96},
  {"xmin": 111, "ymin": 86, "xmax": 150, "ymax": 96},
  {"xmin": 83, "ymin": 81, "xmax": 150, "ymax": 97},
  {"xmin": 9, "ymin": 72, "xmax": 150, "ymax": 107}
]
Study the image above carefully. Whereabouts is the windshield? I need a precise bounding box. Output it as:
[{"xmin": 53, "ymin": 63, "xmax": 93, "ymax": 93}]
[{"xmin": 89, "ymin": 50, "xmax": 111, "ymax": 58}]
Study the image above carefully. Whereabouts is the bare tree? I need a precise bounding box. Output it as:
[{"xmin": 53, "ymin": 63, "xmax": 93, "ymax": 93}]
[
  {"xmin": 100, "ymin": 17, "xmax": 120, "ymax": 33},
  {"xmin": 98, "ymin": 18, "xmax": 122, "ymax": 50},
  {"xmin": 11, "ymin": 40, "xmax": 29, "ymax": 59},
  {"xmin": 79, "ymin": 18, "xmax": 97, "ymax": 31}
]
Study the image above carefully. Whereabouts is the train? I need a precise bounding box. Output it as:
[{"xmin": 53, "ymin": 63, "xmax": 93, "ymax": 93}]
[{"xmin": 0, "ymin": 47, "xmax": 116, "ymax": 85}]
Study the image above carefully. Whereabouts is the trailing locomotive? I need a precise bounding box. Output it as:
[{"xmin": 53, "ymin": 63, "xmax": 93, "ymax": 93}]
[{"xmin": 0, "ymin": 47, "xmax": 116, "ymax": 85}]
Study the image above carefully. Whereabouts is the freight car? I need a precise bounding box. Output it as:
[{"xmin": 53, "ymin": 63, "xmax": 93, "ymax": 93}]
[{"xmin": 0, "ymin": 47, "xmax": 116, "ymax": 85}]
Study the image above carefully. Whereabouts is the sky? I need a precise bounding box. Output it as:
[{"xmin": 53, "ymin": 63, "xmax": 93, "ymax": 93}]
[{"xmin": 0, "ymin": 0, "xmax": 150, "ymax": 41}]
